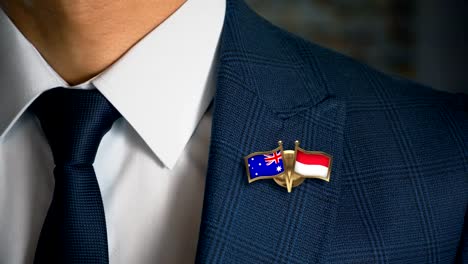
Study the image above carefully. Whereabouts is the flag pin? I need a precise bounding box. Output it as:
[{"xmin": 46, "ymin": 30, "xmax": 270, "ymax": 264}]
[{"xmin": 244, "ymin": 140, "xmax": 332, "ymax": 192}]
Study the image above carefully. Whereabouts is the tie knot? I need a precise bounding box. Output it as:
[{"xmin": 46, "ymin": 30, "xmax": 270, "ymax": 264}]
[{"xmin": 31, "ymin": 88, "xmax": 121, "ymax": 165}]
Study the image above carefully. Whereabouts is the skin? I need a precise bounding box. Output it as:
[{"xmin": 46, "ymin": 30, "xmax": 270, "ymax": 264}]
[{"xmin": 0, "ymin": 0, "xmax": 187, "ymax": 85}]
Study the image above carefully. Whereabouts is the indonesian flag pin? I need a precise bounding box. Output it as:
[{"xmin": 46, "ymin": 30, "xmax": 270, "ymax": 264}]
[{"xmin": 244, "ymin": 140, "xmax": 332, "ymax": 192}]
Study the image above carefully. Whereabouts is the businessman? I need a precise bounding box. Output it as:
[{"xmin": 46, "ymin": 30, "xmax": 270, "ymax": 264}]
[{"xmin": 0, "ymin": 0, "xmax": 466, "ymax": 263}]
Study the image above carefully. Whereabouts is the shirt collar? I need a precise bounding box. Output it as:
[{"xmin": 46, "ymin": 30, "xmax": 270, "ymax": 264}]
[{"xmin": 0, "ymin": 0, "xmax": 226, "ymax": 169}]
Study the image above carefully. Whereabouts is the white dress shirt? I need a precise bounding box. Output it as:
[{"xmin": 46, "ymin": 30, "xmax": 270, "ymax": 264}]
[{"xmin": 0, "ymin": 0, "xmax": 226, "ymax": 263}]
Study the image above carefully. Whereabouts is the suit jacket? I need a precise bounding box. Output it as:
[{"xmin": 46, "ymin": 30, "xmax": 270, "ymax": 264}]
[{"xmin": 195, "ymin": 0, "xmax": 467, "ymax": 263}]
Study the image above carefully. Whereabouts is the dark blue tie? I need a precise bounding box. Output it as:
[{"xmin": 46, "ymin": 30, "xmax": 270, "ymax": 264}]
[{"xmin": 31, "ymin": 88, "xmax": 121, "ymax": 264}]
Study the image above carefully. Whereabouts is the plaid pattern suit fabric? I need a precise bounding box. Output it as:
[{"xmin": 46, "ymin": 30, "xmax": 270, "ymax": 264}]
[{"xmin": 195, "ymin": 0, "xmax": 467, "ymax": 263}]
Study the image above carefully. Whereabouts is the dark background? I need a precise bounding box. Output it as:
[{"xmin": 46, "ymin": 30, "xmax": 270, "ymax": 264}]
[{"xmin": 246, "ymin": 0, "xmax": 467, "ymax": 94}]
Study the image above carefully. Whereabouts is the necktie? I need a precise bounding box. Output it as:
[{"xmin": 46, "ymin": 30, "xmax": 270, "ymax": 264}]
[{"xmin": 31, "ymin": 88, "xmax": 121, "ymax": 264}]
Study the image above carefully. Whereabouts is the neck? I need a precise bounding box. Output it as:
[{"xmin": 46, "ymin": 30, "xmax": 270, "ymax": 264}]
[{"xmin": 1, "ymin": 0, "xmax": 186, "ymax": 85}]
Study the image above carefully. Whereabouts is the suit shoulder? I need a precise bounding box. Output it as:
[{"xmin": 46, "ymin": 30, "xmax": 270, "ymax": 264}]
[
  {"xmin": 229, "ymin": 3, "xmax": 466, "ymax": 120},
  {"xmin": 271, "ymin": 23, "xmax": 467, "ymax": 114}
]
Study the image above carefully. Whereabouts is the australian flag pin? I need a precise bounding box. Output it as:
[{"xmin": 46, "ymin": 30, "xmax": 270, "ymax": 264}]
[{"xmin": 244, "ymin": 141, "xmax": 332, "ymax": 192}]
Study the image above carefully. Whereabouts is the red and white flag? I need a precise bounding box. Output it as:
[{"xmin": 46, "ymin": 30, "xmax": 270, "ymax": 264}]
[{"xmin": 294, "ymin": 149, "xmax": 331, "ymax": 179}]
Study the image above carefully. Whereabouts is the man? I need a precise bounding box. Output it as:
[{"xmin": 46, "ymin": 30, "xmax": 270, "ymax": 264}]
[{"xmin": 0, "ymin": 0, "xmax": 466, "ymax": 263}]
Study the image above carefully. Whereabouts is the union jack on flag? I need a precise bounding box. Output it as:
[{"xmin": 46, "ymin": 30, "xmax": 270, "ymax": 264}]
[{"xmin": 264, "ymin": 151, "xmax": 283, "ymax": 166}]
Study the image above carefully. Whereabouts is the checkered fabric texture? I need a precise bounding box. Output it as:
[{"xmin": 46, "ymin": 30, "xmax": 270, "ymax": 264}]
[
  {"xmin": 196, "ymin": 0, "xmax": 468, "ymax": 263},
  {"xmin": 31, "ymin": 88, "xmax": 120, "ymax": 264}
]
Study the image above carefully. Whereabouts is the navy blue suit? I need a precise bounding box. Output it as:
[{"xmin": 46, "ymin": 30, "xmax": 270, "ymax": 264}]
[{"xmin": 195, "ymin": 0, "xmax": 467, "ymax": 263}]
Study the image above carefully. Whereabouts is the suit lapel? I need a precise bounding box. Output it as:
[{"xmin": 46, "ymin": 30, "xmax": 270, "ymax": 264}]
[{"xmin": 196, "ymin": 1, "xmax": 347, "ymax": 262}]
